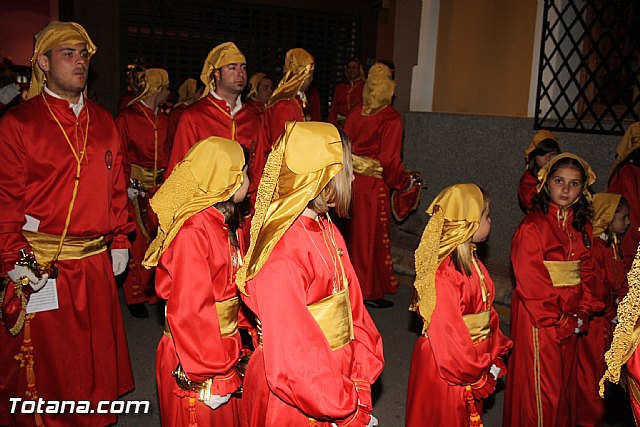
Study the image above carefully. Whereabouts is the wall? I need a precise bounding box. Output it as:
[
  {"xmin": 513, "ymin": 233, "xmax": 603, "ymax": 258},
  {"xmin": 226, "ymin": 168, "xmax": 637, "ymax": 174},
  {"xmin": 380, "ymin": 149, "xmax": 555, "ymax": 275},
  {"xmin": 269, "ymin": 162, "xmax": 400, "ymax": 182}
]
[
  {"xmin": 0, "ymin": 0, "xmax": 57, "ymax": 65},
  {"xmin": 392, "ymin": 0, "xmax": 422, "ymax": 116}
]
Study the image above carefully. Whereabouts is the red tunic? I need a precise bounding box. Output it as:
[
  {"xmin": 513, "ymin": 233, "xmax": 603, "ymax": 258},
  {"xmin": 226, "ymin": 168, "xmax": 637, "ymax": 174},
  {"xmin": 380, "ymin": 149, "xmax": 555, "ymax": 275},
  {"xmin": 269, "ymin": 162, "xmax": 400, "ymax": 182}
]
[
  {"xmin": 626, "ymin": 347, "xmax": 640, "ymax": 424},
  {"xmin": 240, "ymin": 216, "xmax": 384, "ymax": 426},
  {"xmin": 166, "ymin": 103, "xmax": 188, "ymax": 158},
  {"xmin": 576, "ymin": 236, "xmax": 627, "ymax": 426},
  {"xmin": 608, "ymin": 163, "xmax": 640, "ymax": 272},
  {"xmin": 328, "ymin": 79, "xmax": 364, "ymax": 128},
  {"xmin": 115, "ymin": 102, "xmax": 169, "ymax": 305},
  {"xmin": 118, "ymin": 90, "xmax": 137, "ymax": 113},
  {"xmin": 343, "ymin": 104, "xmax": 411, "ymax": 300},
  {"xmin": 518, "ymin": 170, "xmax": 538, "ymax": 212},
  {"xmin": 244, "ymin": 97, "xmax": 265, "ymax": 117},
  {"xmin": 304, "ymin": 86, "xmax": 322, "ymax": 121},
  {"xmin": 503, "ymin": 204, "xmax": 604, "ymax": 427},
  {"xmin": 0, "ymin": 92, "xmax": 134, "ymax": 426},
  {"xmin": 156, "ymin": 208, "xmax": 243, "ymax": 427},
  {"xmin": 406, "ymin": 257, "xmax": 512, "ymax": 426}
]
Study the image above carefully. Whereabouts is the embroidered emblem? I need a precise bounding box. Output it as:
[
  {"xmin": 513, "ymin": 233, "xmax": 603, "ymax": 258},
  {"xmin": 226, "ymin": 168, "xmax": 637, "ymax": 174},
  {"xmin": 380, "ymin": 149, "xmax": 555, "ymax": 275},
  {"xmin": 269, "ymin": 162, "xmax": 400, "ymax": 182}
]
[{"xmin": 105, "ymin": 150, "xmax": 113, "ymax": 170}]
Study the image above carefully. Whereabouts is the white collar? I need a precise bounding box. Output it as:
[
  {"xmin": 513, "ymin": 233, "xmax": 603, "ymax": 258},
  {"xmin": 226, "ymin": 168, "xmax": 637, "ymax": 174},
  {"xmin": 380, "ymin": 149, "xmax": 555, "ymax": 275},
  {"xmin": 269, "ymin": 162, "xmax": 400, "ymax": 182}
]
[
  {"xmin": 211, "ymin": 89, "xmax": 242, "ymax": 116},
  {"xmin": 44, "ymin": 85, "xmax": 85, "ymax": 117}
]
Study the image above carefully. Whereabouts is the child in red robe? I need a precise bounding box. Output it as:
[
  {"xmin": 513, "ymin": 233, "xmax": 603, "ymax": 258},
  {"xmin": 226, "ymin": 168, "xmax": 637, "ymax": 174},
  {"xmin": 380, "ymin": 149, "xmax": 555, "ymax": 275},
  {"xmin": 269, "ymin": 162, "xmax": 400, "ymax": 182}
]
[{"xmin": 518, "ymin": 129, "xmax": 560, "ymax": 212}]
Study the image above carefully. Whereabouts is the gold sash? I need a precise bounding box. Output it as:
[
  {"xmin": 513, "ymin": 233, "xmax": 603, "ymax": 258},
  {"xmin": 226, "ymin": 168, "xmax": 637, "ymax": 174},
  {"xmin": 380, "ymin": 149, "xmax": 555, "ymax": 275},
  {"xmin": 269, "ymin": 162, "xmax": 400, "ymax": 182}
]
[
  {"xmin": 462, "ymin": 310, "xmax": 491, "ymax": 343},
  {"xmin": 352, "ymin": 154, "xmax": 383, "ymax": 179},
  {"xmin": 163, "ymin": 296, "xmax": 240, "ymax": 339},
  {"xmin": 543, "ymin": 260, "xmax": 581, "ymax": 287},
  {"xmin": 131, "ymin": 164, "xmax": 165, "ymax": 189},
  {"xmin": 307, "ymin": 288, "xmax": 354, "ymax": 351},
  {"xmin": 22, "ymin": 230, "xmax": 106, "ymax": 262}
]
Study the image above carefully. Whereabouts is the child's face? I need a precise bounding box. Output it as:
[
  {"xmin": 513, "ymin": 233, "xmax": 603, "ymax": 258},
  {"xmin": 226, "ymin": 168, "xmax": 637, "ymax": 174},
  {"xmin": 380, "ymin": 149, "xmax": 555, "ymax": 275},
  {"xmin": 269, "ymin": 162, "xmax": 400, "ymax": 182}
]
[
  {"xmin": 472, "ymin": 206, "xmax": 491, "ymax": 243},
  {"xmin": 232, "ymin": 168, "xmax": 250, "ymax": 203},
  {"xmin": 547, "ymin": 166, "xmax": 583, "ymax": 208},
  {"xmin": 610, "ymin": 203, "xmax": 631, "ymax": 235},
  {"xmin": 535, "ymin": 151, "xmax": 558, "ymax": 168}
]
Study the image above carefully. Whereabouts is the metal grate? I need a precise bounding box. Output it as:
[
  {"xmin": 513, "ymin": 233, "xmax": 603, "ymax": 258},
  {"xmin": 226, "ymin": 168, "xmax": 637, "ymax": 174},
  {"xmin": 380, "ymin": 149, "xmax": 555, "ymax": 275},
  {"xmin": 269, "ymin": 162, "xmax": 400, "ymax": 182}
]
[
  {"xmin": 535, "ymin": 0, "xmax": 640, "ymax": 135},
  {"xmin": 120, "ymin": 0, "xmax": 361, "ymax": 119}
]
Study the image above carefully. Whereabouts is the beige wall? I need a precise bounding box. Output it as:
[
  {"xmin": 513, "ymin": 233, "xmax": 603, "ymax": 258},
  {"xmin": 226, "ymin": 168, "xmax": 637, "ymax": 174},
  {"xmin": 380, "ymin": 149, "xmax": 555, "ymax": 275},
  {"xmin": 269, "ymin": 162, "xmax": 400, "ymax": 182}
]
[{"xmin": 433, "ymin": 0, "xmax": 537, "ymax": 116}]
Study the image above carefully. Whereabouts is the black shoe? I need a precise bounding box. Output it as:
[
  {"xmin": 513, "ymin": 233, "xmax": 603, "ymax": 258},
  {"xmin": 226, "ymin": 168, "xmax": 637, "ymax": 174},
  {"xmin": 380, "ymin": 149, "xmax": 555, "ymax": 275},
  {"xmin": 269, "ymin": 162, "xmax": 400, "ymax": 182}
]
[
  {"xmin": 364, "ymin": 298, "xmax": 394, "ymax": 309},
  {"xmin": 127, "ymin": 303, "xmax": 149, "ymax": 318}
]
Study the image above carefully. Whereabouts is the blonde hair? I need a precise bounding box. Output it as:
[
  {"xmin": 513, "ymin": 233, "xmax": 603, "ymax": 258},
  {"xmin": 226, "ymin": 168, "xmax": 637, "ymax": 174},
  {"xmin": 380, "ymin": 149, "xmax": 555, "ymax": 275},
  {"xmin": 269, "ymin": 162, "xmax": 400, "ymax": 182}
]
[
  {"xmin": 451, "ymin": 189, "xmax": 490, "ymax": 276},
  {"xmin": 307, "ymin": 131, "xmax": 353, "ymax": 218}
]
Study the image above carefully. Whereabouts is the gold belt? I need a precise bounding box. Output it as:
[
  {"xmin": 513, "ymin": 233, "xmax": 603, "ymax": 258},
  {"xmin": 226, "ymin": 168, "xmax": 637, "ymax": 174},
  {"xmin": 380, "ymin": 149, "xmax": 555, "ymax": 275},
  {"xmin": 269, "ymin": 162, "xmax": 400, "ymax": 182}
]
[
  {"xmin": 543, "ymin": 260, "xmax": 581, "ymax": 287},
  {"xmin": 22, "ymin": 230, "xmax": 107, "ymax": 262},
  {"xmin": 131, "ymin": 164, "xmax": 165, "ymax": 189},
  {"xmin": 462, "ymin": 310, "xmax": 491, "ymax": 343},
  {"xmin": 352, "ymin": 154, "xmax": 383, "ymax": 179},
  {"xmin": 307, "ymin": 288, "xmax": 354, "ymax": 351},
  {"xmin": 164, "ymin": 297, "xmax": 240, "ymax": 339}
]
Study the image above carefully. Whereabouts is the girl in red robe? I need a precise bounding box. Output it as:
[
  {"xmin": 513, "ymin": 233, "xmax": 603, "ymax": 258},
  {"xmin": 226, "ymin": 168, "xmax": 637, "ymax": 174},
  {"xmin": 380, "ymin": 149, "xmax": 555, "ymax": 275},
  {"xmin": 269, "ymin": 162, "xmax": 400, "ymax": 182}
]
[
  {"xmin": 503, "ymin": 153, "xmax": 604, "ymax": 427},
  {"xmin": 577, "ymin": 193, "xmax": 630, "ymax": 426},
  {"xmin": 236, "ymin": 121, "xmax": 384, "ymax": 427},
  {"xmin": 406, "ymin": 183, "xmax": 512, "ymax": 426},
  {"xmin": 518, "ymin": 129, "xmax": 560, "ymax": 212},
  {"xmin": 142, "ymin": 136, "xmax": 250, "ymax": 427}
]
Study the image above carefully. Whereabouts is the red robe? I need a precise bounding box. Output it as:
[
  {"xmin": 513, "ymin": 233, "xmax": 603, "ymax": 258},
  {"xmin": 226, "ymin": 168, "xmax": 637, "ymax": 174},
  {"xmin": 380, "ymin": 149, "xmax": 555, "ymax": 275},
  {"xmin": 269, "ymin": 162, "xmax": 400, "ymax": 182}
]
[
  {"xmin": 343, "ymin": 104, "xmax": 411, "ymax": 300},
  {"xmin": 304, "ymin": 86, "xmax": 322, "ymax": 121},
  {"xmin": 518, "ymin": 169, "xmax": 538, "ymax": 212},
  {"xmin": 166, "ymin": 103, "xmax": 188, "ymax": 157},
  {"xmin": 328, "ymin": 79, "xmax": 364, "ymax": 128},
  {"xmin": 577, "ymin": 236, "xmax": 627, "ymax": 426},
  {"xmin": 608, "ymin": 163, "xmax": 640, "ymax": 272},
  {"xmin": 0, "ymin": 92, "xmax": 134, "ymax": 426},
  {"xmin": 240, "ymin": 216, "xmax": 384, "ymax": 426},
  {"xmin": 116, "ymin": 102, "xmax": 169, "ymax": 306},
  {"xmin": 244, "ymin": 97, "xmax": 265, "ymax": 117},
  {"xmin": 118, "ymin": 89, "xmax": 137, "ymax": 113},
  {"xmin": 625, "ymin": 346, "xmax": 640, "ymax": 425},
  {"xmin": 503, "ymin": 204, "xmax": 604, "ymax": 427},
  {"xmin": 156, "ymin": 208, "xmax": 243, "ymax": 427},
  {"xmin": 406, "ymin": 256, "xmax": 512, "ymax": 426}
]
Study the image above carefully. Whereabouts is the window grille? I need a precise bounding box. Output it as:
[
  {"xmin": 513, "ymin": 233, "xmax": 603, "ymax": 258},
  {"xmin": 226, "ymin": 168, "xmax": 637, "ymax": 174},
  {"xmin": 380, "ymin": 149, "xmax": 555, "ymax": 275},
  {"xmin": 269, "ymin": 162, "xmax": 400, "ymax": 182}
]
[{"xmin": 535, "ymin": 0, "xmax": 640, "ymax": 135}]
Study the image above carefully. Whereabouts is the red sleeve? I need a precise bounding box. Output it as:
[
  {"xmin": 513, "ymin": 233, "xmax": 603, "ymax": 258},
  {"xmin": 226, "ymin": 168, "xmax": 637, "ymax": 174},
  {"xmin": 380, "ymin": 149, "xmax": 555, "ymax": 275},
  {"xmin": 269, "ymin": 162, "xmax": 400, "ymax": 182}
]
[
  {"xmin": 166, "ymin": 110, "xmax": 197, "ymax": 177},
  {"xmin": 114, "ymin": 112, "xmax": 132, "ymax": 182},
  {"xmin": 577, "ymin": 228, "xmax": 604, "ymax": 316},
  {"xmin": 511, "ymin": 220, "xmax": 564, "ymax": 328},
  {"xmin": 161, "ymin": 224, "xmax": 241, "ymax": 393},
  {"xmin": 378, "ymin": 111, "xmax": 411, "ymax": 191},
  {"xmin": 109, "ymin": 112, "xmax": 134, "ymax": 248},
  {"xmin": 518, "ymin": 171, "xmax": 537, "ymax": 212}
]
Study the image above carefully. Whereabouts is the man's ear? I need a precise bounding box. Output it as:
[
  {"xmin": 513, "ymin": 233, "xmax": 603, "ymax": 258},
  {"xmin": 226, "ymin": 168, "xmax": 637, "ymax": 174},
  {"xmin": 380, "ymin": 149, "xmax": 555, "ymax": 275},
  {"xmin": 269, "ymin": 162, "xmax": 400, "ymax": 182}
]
[
  {"xmin": 36, "ymin": 54, "xmax": 50, "ymax": 73},
  {"xmin": 212, "ymin": 68, "xmax": 221, "ymax": 84}
]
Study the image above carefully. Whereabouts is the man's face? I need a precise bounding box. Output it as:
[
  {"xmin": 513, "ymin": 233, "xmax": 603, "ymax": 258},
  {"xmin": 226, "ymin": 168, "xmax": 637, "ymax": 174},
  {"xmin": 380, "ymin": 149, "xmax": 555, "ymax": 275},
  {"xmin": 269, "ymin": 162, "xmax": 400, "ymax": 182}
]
[
  {"xmin": 38, "ymin": 43, "xmax": 89, "ymax": 97},
  {"xmin": 345, "ymin": 61, "xmax": 360, "ymax": 81},
  {"xmin": 255, "ymin": 77, "xmax": 273, "ymax": 103},
  {"xmin": 215, "ymin": 63, "xmax": 247, "ymax": 96}
]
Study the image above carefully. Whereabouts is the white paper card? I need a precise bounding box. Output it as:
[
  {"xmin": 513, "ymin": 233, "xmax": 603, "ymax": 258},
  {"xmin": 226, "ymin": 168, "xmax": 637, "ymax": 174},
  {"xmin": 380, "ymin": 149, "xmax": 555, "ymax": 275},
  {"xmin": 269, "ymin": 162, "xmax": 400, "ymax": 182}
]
[
  {"xmin": 22, "ymin": 215, "xmax": 40, "ymax": 232},
  {"xmin": 26, "ymin": 279, "xmax": 59, "ymax": 313}
]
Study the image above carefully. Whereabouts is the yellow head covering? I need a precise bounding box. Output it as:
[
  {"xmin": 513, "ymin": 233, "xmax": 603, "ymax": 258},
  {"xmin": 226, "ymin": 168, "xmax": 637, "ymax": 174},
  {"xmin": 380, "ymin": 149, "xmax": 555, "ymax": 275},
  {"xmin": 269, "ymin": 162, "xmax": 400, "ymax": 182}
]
[
  {"xmin": 176, "ymin": 78, "xmax": 198, "ymax": 105},
  {"xmin": 248, "ymin": 72, "xmax": 267, "ymax": 99},
  {"xmin": 236, "ymin": 121, "xmax": 343, "ymax": 293},
  {"xmin": 536, "ymin": 152, "xmax": 597, "ymax": 195},
  {"xmin": 27, "ymin": 21, "xmax": 97, "ymax": 100},
  {"xmin": 128, "ymin": 68, "xmax": 169, "ymax": 107},
  {"xmin": 142, "ymin": 137, "xmax": 245, "ymax": 267},
  {"xmin": 600, "ymin": 243, "xmax": 640, "ymax": 397},
  {"xmin": 412, "ymin": 184, "xmax": 484, "ymax": 333},
  {"xmin": 592, "ymin": 193, "xmax": 623, "ymax": 236},
  {"xmin": 200, "ymin": 42, "xmax": 246, "ymax": 96},
  {"xmin": 609, "ymin": 122, "xmax": 640, "ymax": 180},
  {"xmin": 362, "ymin": 62, "xmax": 395, "ymax": 116},
  {"xmin": 524, "ymin": 129, "xmax": 559, "ymax": 168},
  {"xmin": 266, "ymin": 48, "xmax": 314, "ymax": 109}
]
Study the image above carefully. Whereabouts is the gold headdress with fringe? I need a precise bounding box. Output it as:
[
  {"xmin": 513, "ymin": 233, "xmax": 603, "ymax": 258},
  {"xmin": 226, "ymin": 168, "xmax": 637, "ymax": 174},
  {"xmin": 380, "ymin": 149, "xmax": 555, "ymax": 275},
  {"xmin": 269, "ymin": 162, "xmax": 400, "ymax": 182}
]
[
  {"xmin": 609, "ymin": 122, "xmax": 640, "ymax": 181},
  {"xmin": 128, "ymin": 68, "xmax": 169, "ymax": 107},
  {"xmin": 235, "ymin": 121, "xmax": 343, "ymax": 294},
  {"xmin": 200, "ymin": 42, "xmax": 246, "ymax": 96}
]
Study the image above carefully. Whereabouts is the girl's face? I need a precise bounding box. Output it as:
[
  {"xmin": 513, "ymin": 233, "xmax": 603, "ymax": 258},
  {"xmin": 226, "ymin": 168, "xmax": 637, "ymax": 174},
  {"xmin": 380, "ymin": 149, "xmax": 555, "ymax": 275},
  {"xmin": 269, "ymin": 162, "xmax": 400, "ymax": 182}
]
[
  {"xmin": 472, "ymin": 205, "xmax": 491, "ymax": 243},
  {"xmin": 547, "ymin": 166, "xmax": 583, "ymax": 208},
  {"xmin": 610, "ymin": 203, "xmax": 631, "ymax": 235},
  {"xmin": 232, "ymin": 168, "xmax": 250, "ymax": 203},
  {"xmin": 534, "ymin": 151, "xmax": 558, "ymax": 168}
]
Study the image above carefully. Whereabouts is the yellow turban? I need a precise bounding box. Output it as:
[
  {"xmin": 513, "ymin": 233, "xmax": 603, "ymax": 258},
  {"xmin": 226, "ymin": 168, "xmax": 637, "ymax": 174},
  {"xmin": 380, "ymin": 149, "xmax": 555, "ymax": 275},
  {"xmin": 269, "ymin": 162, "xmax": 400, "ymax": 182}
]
[
  {"xmin": 27, "ymin": 21, "xmax": 97, "ymax": 100},
  {"xmin": 236, "ymin": 121, "xmax": 343, "ymax": 293},
  {"xmin": 128, "ymin": 68, "xmax": 169, "ymax": 107},
  {"xmin": 536, "ymin": 152, "xmax": 596, "ymax": 195},
  {"xmin": 266, "ymin": 48, "xmax": 314, "ymax": 109},
  {"xmin": 142, "ymin": 137, "xmax": 245, "ymax": 267},
  {"xmin": 176, "ymin": 78, "xmax": 197, "ymax": 105},
  {"xmin": 524, "ymin": 129, "xmax": 559, "ymax": 167},
  {"xmin": 247, "ymin": 72, "xmax": 266, "ymax": 99},
  {"xmin": 412, "ymin": 184, "xmax": 484, "ymax": 333},
  {"xmin": 362, "ymin": 62, "xmax": 395, "ymax": 116},
  {"xmin": 610, "ymin": 122, "xmax": 640, "ymax": 181},
  {"xmin": 592, "ymin": 193, "xmax": 623, "ymax": 236},
  {"xmin": 200, "ymin": 42, "xmax": 246, "ymax": 96}
]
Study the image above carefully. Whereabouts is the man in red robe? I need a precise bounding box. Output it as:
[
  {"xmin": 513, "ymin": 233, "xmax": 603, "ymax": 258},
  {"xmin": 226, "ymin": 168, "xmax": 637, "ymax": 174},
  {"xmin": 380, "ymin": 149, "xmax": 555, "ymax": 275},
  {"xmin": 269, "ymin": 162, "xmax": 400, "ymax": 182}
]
[
  {"xmin": 116, "ymin": 68, "xmax": 170, "ymax": 318},
  {"xmin": 328, "ymin": 58, "xmax": 365, "ymax": 129},
  {"xmin": 343, "ymin": 62, "xmax": 414, "ymax": 308},
  {"xmin": 244, "ymin": 72, "xmax": 273, "ymax": 117},
  {"xmin": 0, "ymin": 22, "xmax": 134, "ymax": 426}
]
